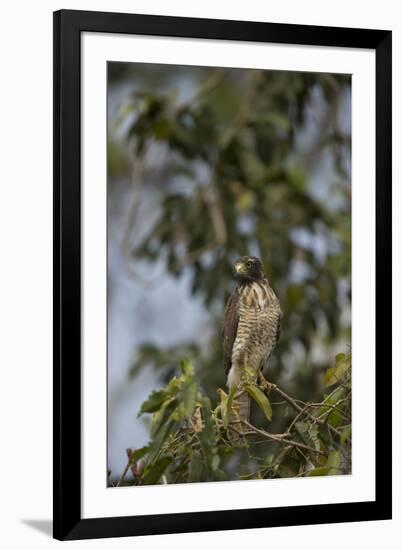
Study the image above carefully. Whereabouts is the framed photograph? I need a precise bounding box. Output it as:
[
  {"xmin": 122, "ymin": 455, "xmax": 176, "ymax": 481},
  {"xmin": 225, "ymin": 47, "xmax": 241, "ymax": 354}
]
[{"xmin": 53, "ymin": 9, "xmax": 392, "ymax": 541}]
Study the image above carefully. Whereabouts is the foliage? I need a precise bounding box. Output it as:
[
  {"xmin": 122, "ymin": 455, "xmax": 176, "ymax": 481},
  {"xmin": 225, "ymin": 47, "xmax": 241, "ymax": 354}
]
[
  {"xmin": 111, "ymin": 354, "xmax": 351, "ymax": 486},
  {"xmin": 107, "ymin": 64, "xmax": 352, "ymax": 483},
  {"xmin": 109, "ymin": 64, "xmax": 351, "ymax": 410}
]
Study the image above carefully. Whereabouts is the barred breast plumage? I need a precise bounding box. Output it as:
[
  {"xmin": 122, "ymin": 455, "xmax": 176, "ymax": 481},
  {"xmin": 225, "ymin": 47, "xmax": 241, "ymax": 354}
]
[{"xmin": 226, "ymin": 279, "xmax": 281, "ymax": 389}]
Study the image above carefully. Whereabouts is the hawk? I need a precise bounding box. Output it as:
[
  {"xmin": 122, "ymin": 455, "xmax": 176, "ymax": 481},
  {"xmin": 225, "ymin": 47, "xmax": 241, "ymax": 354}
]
[{"xmin": 223, "ymin": 256, "xmax": 281, "ymax": 420}]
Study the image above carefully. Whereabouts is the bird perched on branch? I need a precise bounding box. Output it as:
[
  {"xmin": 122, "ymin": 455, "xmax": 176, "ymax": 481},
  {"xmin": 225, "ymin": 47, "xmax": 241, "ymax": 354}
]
[{"xmin": 223, "ymin": 256, "xmax": 282, "ymax": 422}]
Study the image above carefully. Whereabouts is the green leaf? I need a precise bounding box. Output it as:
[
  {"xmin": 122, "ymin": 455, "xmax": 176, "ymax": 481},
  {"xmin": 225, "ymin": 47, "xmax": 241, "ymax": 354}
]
[
  {"xmin": 340, "ymin": 425, "xmax": 352, "ymax": 445},
  {"xmin": 286, "ymin": 164, "xmax": 306, "ymax": 192},
  {"xmin": 147, "ymin": 419, "xmax": 174, "ymax": 463},
  {"xmin": 320, "ymin": 385, "xmax": 345, "ymax": 411},
  {"xmin": 211, "ymin": 454, "xmax": 220, "ymax": 471},
  {"xmin": 140, "ymin": 389, "xmax": 169, "ymax": 414},
  {"xmin": 326, "ymin": 450, "xmax": 341, "ymax": 474},
  {"xmin": 142, "ymin": 456, "xmax": 172, "ymax": 485},
  {"xmin": 278, "ymin": 455, "xmax": 301, "ymax": 478},
  {"xmin": 245, "ymin": 384, "xmax": 272, "ymax": 421},
  {"xmin": 165, "ymin": 376, "xmax": 182, "ymax": 396},
  {"xmin": 189, "ymin": 451, "xmax": 203, "ymax": 482},
  {"xmin": 219, "ymin": 390, "xmax": 228, "ymax": 418},
  {"xmin": 323, "ymin": 353, "xmax": 350, "ymax": 387},
  {"xmin": 180, "ymin": 358, "xmax": 194, "ymax": 379},
  {"xmin": 307, "ymin": 467, "xmax": 332, "ymax": 477},
  {"xmin": 306, "ymin": 452, "xmax": 341, "ymax": 477},
  {"xmin": 317, "ymin": 384, "xmax": 347, "ymax": 428},
  {"xmin": 129, "ymin": 446, "xmax": 149, "ymax": 465},
  {"xmin": 183, "ymin": 382, "xmax": 198, "ymax": 419},
  {"xmin": 150, "ymin": 397, "xmax": 177, "ymax": 437},
  {"xmin": 213, "ymin": 468, "xmax": 228, "ymax": 481},
  {"xmin": 224, "ymin": 388, "xmax": 236, "ymax": 428},
  {"xmin": 200, "ymin": 397, "xmax": 214, "ymax": 443},
  {"xmin": 170, "ymin": 403, "xmax": 186, "ymax": 422},
  {"xmin": 318, "ymin": 423, "xmax": 331, "ymax": 447},
  {"xmin": 139, "ymin": 377, "xmax": 181, "ymax": 415},
  {"xmin": 295, "ymin": 421, "xmax": 316, "ymax": 449},
  {"xmin": 308, "ymin": 424, "xmax": 321, "ymax": 450},
  {"xmin": 326, "ymin": 409, "xmax": 343, "ymax": 428},
  {"xmin": 217, "ymin": 389, "xmax": 231, "ymax": 428}
]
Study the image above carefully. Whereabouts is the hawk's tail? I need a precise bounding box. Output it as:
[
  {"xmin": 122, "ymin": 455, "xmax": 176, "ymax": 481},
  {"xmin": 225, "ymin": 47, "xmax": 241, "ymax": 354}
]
[{"xmin": 236, "ymin": 391, "xmax": 251, "ymax": 425}]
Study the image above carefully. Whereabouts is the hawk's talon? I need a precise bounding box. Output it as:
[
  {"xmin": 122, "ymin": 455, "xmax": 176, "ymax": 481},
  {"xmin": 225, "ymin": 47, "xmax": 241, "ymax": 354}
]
[{"xmin": 258, "ymin": 371, "xmax": 274, "ymax": 393}]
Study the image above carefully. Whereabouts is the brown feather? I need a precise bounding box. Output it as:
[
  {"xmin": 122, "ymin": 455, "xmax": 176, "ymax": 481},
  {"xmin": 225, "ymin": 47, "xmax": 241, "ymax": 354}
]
[
  {"xmin": 222, "ymin": 289, "xmax": 240, "ymax": 376},
  {"xmin": 275, "ymin": 315, "xmax": 281, "ymax": 345}
]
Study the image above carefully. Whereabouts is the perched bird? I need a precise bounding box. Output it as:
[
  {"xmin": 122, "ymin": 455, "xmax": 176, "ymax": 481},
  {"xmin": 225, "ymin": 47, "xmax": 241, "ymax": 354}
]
[{"xmin": 222, "ymin": 256, "xmax": 282, "ymax": 421}]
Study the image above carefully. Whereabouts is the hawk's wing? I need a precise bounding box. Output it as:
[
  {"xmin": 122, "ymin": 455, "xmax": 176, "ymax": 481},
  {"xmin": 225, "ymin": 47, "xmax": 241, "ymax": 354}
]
[
  {"xmin": 275, "ymin": 314, "xmax": 281, "ymax": 346},
  {"xmin": 222, "ymin": 289, "xmax": 239, "ymax": 377}
]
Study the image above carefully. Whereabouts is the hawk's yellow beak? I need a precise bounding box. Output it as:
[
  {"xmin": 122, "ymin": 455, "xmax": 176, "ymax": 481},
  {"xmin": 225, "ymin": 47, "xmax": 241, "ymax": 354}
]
[{"xmin": 235, "ymin": 261, "xmax": 246, "ymax": 274}]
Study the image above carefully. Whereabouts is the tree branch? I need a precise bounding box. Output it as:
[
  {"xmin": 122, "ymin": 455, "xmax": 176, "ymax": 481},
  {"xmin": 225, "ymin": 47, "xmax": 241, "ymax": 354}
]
[
  {"xmin": 269, "ymin": 383, "xmax": 342, "ymax": 437},
  {"xmin": 239, "ymin": 420, "xmax": 328, "ymax": 457}
]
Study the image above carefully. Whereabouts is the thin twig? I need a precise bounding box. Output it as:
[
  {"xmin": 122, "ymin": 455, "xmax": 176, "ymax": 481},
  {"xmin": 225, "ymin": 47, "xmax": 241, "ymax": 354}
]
[
  {"xmin": 269, "ymin": 384, "xmax": 342, "ymax": 437},
  {"xmin": 287, "ymin": 402, "xmax": 314, "ymax": 433},
  {"xmin": 116, "ymin": 449, "xmax": 133, "ymax": 487},
  {"xmin": 239, "ymin": 420, "xmax": 328, "ymax": 456}
]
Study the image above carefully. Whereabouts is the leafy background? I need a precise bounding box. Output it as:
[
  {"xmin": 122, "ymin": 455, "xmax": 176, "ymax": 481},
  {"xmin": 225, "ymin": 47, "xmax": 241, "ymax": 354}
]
[{"xmin": 107, "ymin": 62, "xmax": 351, "ymax": 482}]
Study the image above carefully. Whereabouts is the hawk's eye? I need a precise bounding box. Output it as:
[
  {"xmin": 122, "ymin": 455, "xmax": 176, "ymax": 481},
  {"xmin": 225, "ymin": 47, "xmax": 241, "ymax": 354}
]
[{"xmin": 246, "ymin": 261, "xmax": 252, "ymax": 268}]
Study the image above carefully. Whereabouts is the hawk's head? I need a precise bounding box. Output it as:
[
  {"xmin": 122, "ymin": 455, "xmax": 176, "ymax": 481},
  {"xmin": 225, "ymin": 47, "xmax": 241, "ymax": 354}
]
[{"xmin": 234, "ymin": 256, "xmax": 265, "ymax": 283}]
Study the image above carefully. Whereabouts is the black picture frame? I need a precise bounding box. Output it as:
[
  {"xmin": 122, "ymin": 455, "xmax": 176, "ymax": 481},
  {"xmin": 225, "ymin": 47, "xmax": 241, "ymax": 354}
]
[{"xmin": 53, "ymin": 9, "xmax": 392, "ymax": 541}]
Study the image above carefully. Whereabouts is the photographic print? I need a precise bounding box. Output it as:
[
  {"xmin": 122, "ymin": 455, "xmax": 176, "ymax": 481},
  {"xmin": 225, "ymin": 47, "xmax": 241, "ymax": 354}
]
[
  {"xmin": 54, "ymin": 11, "xmax": 391, "ymax": 539},
  {"xmin": 107, "ymin": 62, "xmax": 352, "ymax": 487}
]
